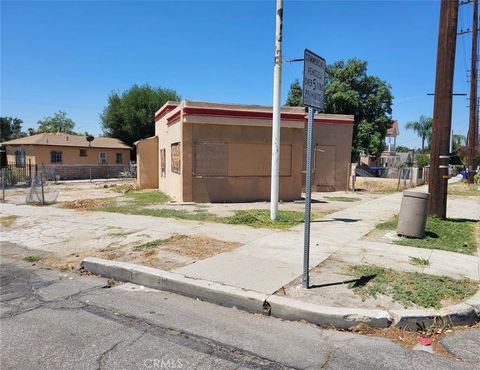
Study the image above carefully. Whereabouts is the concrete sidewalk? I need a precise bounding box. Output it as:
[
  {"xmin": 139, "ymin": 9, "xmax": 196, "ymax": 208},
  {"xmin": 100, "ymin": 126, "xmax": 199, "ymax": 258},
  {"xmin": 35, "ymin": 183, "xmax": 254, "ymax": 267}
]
[
  {"xmin": 176, "ymin": 187, "xmax": 480, "ymax": 293},
  {"xmin": 0, "ymin": 203, "xmax": 274, "ymax": 255},
  {"xmin": 175, "ymin": 191, "xmax": 405, "ymax": 293}
]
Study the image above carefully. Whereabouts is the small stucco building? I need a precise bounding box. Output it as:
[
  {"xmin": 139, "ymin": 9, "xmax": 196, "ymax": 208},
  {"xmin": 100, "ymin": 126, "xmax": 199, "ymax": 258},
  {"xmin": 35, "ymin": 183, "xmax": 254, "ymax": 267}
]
[
  {"xmin": 1, "ymin": 133, "xmax": 131, "ymax": 180},
  {"xmin": 136, "ymin": 100, "xmax": 354, "ymax": 202}
]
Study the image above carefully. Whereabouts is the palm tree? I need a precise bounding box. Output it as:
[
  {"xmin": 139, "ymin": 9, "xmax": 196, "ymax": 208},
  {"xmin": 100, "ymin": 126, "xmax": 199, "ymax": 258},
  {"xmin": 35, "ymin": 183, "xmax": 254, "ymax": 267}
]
[{"xmin": 405, "ymin": 115, "xmax": 433, "ymax": 151}]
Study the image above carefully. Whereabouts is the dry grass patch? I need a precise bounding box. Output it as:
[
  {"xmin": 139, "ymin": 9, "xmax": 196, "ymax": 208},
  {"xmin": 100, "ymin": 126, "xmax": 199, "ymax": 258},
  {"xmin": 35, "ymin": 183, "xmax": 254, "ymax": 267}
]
[
  {"xmin": 40, "ymin": 234, "xmax": 240, "ymax": 272},
  {"xmin": 348, "ymin": 321, "xmax": 480, "ymax": 356},
  {"xmin": 0, "ymin": 215, "xmax": 19, "ymax": 227},
  {"xmin": 162, "ymin": 234, "xmax": 240, "ymax": 258},
  {"xmin": 353, "ymin": 178, "xmax": 415, "ymax": 193},
  {"xmin": 61, "ymin": 198, "xmax": 113, "ymax": 210}
]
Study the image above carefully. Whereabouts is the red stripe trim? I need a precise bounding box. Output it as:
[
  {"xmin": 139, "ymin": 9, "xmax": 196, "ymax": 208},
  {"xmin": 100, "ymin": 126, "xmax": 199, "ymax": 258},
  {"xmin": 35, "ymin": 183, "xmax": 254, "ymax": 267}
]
[
  {"xmin": 166, "ymin": 110, "xmax": 182, "ymax": 125},
  {"xmin": 182, "ymin": 107, "xmax": 353, "ymax": 125},
  {"xmin": 155, "ymin": 104, "xmax": 178, "ymax": 121},
  {"xmin": 313, "ymin": 118, "xmax": 354, "ymax": 125}
]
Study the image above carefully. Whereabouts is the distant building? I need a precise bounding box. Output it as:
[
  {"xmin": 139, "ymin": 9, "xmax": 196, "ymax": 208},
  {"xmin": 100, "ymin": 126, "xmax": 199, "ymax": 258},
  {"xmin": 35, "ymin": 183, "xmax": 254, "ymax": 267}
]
[
  {"xmin": 1, "ymin": 133, "xmax": 131, "ymax": 180},
  {"xmin": 384, "ymin": 120, "xmax": 399, "ymax": 155},
  {"xmin": 359, "ymin": 120, "xmax": 409, "ymax": 176},
  {"xmin": 136, "ymin": 100, "xmax": 354, "ymax": 202}
]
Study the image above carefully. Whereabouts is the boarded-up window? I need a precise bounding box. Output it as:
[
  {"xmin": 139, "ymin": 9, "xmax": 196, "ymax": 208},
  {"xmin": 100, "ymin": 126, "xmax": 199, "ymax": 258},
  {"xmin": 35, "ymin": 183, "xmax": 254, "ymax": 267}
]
[
  {"xmin": 171, "ymin": 143, "xmax": 181, "ymax": 174},
  {"xmin": 227, "ymin": 143, "xmax": 292, "ymax": 177},
  {"xmin": 193, "ymin": 142, "xmax": 228, "ymax": 177},
  {"xmin": 160, "ymin": 149, "xmax": 166, "ymax": 177}
]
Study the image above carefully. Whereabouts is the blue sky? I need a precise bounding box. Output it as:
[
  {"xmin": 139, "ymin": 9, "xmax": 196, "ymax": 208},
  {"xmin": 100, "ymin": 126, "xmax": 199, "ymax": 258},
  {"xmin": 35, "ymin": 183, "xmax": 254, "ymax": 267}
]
[{"xmin": 0, "ymin": 0, "xmax": 475, "ymax": 148}]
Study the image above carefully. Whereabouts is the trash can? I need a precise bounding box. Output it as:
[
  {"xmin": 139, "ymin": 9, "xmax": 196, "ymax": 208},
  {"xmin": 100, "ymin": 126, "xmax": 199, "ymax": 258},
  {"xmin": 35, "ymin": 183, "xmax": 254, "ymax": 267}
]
[{"xmin": 397, "ymin": 191, "xmax": 431, "ymax": 238}]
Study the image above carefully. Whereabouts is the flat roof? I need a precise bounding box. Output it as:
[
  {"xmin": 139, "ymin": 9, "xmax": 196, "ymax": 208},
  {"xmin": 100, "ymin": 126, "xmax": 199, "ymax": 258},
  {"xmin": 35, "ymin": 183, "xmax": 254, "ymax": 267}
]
[{"xmin": 155, "ymin": 100, "xmax": 354, "ymax": 126}]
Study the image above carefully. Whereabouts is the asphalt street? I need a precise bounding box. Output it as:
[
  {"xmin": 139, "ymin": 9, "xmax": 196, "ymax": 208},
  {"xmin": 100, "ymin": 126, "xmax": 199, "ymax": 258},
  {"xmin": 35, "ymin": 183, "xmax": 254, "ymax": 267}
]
[{"xmin": 1, "ymin": 256, "xmax": 479, "ymax": 370}]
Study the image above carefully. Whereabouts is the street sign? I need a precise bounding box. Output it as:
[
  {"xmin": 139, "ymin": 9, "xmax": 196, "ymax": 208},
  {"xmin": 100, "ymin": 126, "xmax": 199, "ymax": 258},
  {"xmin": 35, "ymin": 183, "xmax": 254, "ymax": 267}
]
[
  {"xmin": 302, "ymin": 49, "xmax": 325, "ymax": 289},
  {"xmin": 303, "ymin": 49, "xmax": 326, "ymax": 111}
]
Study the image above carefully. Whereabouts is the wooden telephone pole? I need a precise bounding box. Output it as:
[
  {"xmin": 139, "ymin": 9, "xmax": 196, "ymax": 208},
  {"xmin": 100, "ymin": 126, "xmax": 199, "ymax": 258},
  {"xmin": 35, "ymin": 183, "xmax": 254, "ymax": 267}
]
[
  {"xmin": 467, "ymin": 0, "xmax": 479, "ymax": 183},
  {"xmin": 429, "ymin": 0, "xmax": 459, "ymax": 218}
]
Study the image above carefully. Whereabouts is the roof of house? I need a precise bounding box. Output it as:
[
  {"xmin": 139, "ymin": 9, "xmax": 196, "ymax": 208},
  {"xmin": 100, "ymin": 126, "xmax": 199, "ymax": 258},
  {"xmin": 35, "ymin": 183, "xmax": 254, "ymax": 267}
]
[
  {"xmin": 1, "ymin": 133, "xmax": 131, "ymax": 149},
  {"xmin": 386, "ymin": 120, "xmax": 399, "ymax": 137}
]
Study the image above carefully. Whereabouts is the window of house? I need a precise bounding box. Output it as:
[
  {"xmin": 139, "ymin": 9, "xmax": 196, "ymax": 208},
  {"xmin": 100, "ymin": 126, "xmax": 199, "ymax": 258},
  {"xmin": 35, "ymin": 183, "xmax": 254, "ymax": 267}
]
[
  {"xmin": 99, "ymin": 152, "xmax": 107, "ymax": 164},
  {"xmin": 79, "ymin": 148, "xmax": 88, "ymax": 157},
  {"xmin": 15, "ymin": 150, "xmax": 25, "ymax": 168},
  {"xmin": 171, "ymin": 143, "xmax": 181, "ymax": 174},
  {"xmin": 50, "ymin": 151, "xmax": 63, "ymax": 163},
  {"xmin": 116, "ymin": 153, "xmax": 123, "ymax": 164},
  {"xmin": 160, "ymin": 149, "xmax": 166, "ymax": 177}
]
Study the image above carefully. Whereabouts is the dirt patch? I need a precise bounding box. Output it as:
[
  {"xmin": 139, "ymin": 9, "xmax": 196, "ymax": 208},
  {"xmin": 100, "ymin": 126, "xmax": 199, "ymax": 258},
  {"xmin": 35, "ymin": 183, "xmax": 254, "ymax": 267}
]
[
  {"xmin": 61, "ymin": 198, "xmax": 112, "ymax": 210},
  {"xmin": 39, "ymin": 234, "xmax": 239, "ymax": 272},
  {"xmin": 353, "ymin": 177, "xmax": 416, "ymax": 193},
  {"xmin": 278, "ymin": 258, "xmax": 414, "ymax": 310},
  {"xmin": 342, "ymin": 321, "xmax": 480, "ymax": 358},
  {"xmin": 163, "ymin": 234, "xmax": 240, "ymax": 258}
]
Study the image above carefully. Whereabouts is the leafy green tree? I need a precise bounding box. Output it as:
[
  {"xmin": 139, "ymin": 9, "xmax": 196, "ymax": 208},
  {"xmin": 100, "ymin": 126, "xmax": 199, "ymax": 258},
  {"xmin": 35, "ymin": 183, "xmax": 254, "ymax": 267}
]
[
  {"xmin": 324, "ymin": 59, "xmax": 393, "ymax": 161},
  {"xmin": 37, "ymin": 111, "xmax": 76, "ymax": 134},
  {"xmin": 415, "ymin": 152, "xmax": 430, "ymax": 167},
  {"xmin": 405, "ymin": 115, "xmax": 432, "ymax": 151},
  {"xmin": 452, "ymin": 134, "xmax": 466, "ymax": 154},
  {"xmin": 285, "ymin": 79, "xmax": 303, "ymax": 107},
  {"xmin": 1, "ymin": 117, "xmax": 27, "ymax": 141},
  {"xmin": 396, "ymin": 145, "xmax": 412, "ymax": 153},
  {"xmin": 101, "ymin": 84, "xmax": 180, "ymax": 146}
]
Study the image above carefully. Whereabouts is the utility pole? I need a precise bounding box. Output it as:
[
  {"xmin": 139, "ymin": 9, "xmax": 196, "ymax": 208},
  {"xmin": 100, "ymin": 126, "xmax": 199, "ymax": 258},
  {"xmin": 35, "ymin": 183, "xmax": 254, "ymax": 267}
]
[
  {"xmin": 429, "ymin": 0, "xmax": 459, "ymax": 218},
  {"xmin": 467, "ymin": 0, "xmax": 479, "ymax": 183},
  {"xmin": 270, "ymin": 0, "xmax": 283, "ymax": 220}
]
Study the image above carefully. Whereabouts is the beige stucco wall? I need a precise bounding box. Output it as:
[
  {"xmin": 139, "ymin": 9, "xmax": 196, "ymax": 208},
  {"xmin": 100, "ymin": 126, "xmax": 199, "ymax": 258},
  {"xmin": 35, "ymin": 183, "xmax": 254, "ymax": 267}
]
[
  {"xmin": 156, "ymin": 118, "xmax": 183, "ymax": 201},
  {"xmin": 310, "ymin": 123, "xmax": 354, "ymax": 192},
  {"xmin": 150, "ymin": 101, "xmax": 354, "ymax": 202},
  {"xmin": 136, "ymin": 136, "xmax": 159, "ymax": 189},
  {"xmin": 187, "ymin": 123, "xmax": 304, "ymax": 202},
  {"xmin": 6, "ymin": 144, "xmax": 130, "ymax": 166}
]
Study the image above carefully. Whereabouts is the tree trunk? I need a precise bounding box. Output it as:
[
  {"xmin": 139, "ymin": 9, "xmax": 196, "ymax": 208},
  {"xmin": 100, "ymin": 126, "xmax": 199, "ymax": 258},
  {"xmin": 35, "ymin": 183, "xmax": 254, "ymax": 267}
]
[{"xmin": 421, "ymin": 136, "xmax": 425, "ymax": 151}]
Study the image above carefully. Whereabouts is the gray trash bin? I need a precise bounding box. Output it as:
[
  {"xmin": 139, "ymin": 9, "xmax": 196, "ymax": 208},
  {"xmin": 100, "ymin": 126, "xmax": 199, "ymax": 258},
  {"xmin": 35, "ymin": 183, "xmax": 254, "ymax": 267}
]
[{"xmin": 397, "ymin": 191, "xmax": 431, "ymax": 238}]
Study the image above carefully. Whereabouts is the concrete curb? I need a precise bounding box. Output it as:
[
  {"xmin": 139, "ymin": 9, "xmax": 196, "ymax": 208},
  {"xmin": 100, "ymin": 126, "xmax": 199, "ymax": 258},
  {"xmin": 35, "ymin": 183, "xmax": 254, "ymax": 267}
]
[
  {"xmin": 81, "ymin": 257, "xmax": 480, "ymax": 330},
  {"xmin": 81, "ymin": 257, "xmax": 268, "ymax": 313}
]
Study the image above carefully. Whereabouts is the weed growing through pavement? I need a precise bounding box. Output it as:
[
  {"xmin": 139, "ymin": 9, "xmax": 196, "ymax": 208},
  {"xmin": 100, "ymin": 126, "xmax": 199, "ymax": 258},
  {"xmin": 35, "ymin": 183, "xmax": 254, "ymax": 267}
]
[
  {"xmin": 23, "ymin": 255, "xmax": 43, "ymax": 262},
  {"xmin": 408, "ymin": 256, "xmax": 430, "ymax": 266}
]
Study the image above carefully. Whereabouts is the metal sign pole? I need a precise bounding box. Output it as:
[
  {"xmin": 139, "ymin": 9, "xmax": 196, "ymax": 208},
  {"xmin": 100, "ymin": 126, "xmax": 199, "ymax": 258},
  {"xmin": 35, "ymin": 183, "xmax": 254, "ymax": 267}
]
[
  {"xmin": 303, "ymin": 107, "xmax": 314, "ymax": 288},
  {"xmin": 302, "ymin": 48, "xmax": 325, "ymax": 290}
]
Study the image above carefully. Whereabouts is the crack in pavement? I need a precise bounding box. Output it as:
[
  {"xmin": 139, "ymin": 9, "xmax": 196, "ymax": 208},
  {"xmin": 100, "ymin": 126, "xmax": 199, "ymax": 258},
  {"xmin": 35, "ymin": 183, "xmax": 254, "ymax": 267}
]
[{"xmin": 1, "ymin": 262, "xmax": 296, "ymax": 370}]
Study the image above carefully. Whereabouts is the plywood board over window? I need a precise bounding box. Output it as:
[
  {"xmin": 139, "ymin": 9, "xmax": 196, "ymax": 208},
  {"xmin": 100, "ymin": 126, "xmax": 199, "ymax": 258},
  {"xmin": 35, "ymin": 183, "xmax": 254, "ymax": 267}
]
[
  {"xmin": 171, "ymin": 142, "xmax": 181, "ymax": 174},
  {"xmin": 193, "ymin": 142, "xmax": 228, "ymax": 177},
  {"xmin": 160, "ymin": 149, "xmax": 166, "ymax": 177},
  {"xmin": 227, "ymin": 143, "xmax": 292, "ymax": 177}
]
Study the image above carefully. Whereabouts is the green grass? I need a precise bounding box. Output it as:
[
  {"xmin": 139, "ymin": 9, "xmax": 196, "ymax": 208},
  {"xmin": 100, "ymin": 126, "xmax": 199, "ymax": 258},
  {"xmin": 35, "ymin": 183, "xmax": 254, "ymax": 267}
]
[
  {"xmin": 448, "ymin": 182, "xmax": 479, "ymax": 196},
  {"xmin": 224, "ymin": 209, "xmax": 307, "ymax": 229},
  {"xmin": 347, "ymin": 264, "xmax": 478, "ymax": 309},
  {"xmin": 324, "ymin": 196, "xmax": 361, "ymax": 202},
  {"xmin": 85, "ymin": 190, "xmax": 311, "ymax": 229},
  {"xmin": 23, "ymin": 255, "xmax": 43, "ymax": 262},
  {"xmin": 124, "ymin": 191, "xmax": 171, "ymax": 205},
  {"xmin": 375, "ymin": 215, "xmax": 399, "ymax": 230},
  {"xmin": 95, "ymin": 199, "xmax": 308, "ymax": 229},
  {"xmin": 408, "ymin": 256, "xmax": 430, "ymax": 266},
  {"xmin": 133, "ymin": 239, "xmax": 170, "ymax": 250},
  {"xmin": 376, "ymin": 215, "xmax": 478, "ymax": 255},
  {"xmin": 0, "ymin": 215, "xmax": 19, "ymax": 227}
]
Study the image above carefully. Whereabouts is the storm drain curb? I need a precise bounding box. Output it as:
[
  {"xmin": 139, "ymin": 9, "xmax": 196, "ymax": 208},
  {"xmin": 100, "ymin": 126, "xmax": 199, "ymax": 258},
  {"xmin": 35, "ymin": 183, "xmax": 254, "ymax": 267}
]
[{"xmin": 81, "ymin": 257, "xmax": 479, "ymax": 329}]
